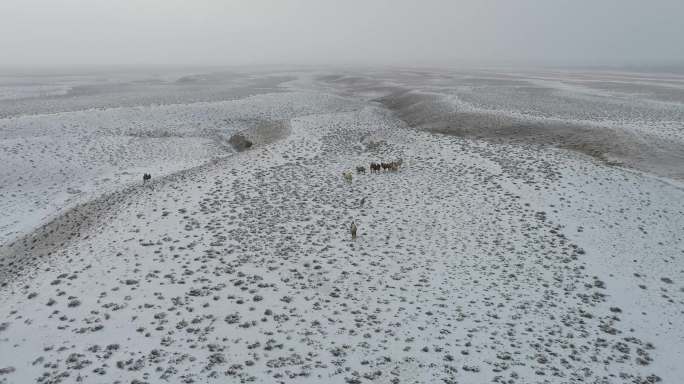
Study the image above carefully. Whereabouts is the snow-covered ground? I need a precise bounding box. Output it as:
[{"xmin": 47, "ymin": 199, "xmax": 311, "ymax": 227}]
[
  {"xmin": 320, "ymin": 68, "xmax": 684, "ymax": 181},
  {"xmin": 0, "ymin": 70, "xmax": 300, "ymax": 243},
  {"xmin": 0, "ymin": 69, "xmax": 683, "ymax": 384}
]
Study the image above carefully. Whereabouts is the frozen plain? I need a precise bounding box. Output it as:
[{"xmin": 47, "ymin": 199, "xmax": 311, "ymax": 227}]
[{"xmin": 0, "ymin": 68, "xmax": 683, "ymax": 384}]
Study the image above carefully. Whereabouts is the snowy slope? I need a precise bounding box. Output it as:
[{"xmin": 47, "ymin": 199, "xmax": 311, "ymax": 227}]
[{"xmin": 0, "ymin": 71, "xmax": 682, "ymax": 384}]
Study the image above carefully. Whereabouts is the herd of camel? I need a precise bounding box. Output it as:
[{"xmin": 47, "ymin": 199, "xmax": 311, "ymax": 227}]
[
  {"xmin": 141, "ymin": 158, "xmax": 403, "ymax": 185},
  {"xmin": 345, "ymin": 158, "xmax": 404, "ymax": 239},
  {"xmin": 364, "ymin": 158, "xmax": 403, "ymax": 173},
  {"xmin": 344, "ymin": 158, "xmax": 403, "ymax": 182}
]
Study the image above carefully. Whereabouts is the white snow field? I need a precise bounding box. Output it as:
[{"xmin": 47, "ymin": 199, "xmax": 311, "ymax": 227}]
[{"xmin": 0, "ymin": 69, "xmax": 683, "ymax": 384}]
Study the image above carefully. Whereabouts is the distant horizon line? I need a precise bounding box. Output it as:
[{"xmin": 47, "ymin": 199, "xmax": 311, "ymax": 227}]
[{"xmin": 1, "ymin": 61, "xmax": 684, "ymax": 76}]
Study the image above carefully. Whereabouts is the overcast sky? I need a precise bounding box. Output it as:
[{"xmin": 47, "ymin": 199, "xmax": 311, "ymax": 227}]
[{"xmin": 1, "ymin": 0, "xmax": 683, "ymax": 69}]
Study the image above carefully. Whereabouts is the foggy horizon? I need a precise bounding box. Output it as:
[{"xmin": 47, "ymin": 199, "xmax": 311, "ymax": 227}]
[{"xmin": 2, "ymin": 0, "xmax": 684, "ymax": 70}]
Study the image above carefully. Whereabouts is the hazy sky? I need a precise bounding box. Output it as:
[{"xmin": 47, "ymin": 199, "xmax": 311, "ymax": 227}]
[{"xmin": 1, "ymin": 0, "xmax": 683, "ymax": 68}]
